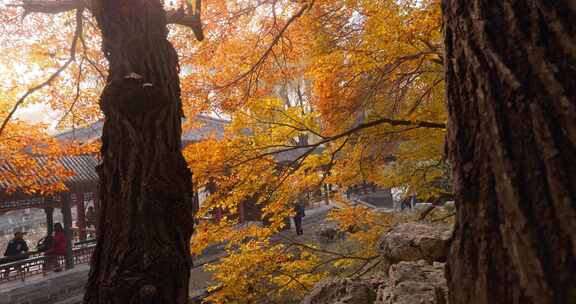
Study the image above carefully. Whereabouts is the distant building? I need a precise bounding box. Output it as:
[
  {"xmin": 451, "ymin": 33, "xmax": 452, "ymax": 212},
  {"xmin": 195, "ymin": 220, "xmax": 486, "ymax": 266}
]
[{"xmin": 55, "ymin": 115, "xmax": 229, "ymax": 146}]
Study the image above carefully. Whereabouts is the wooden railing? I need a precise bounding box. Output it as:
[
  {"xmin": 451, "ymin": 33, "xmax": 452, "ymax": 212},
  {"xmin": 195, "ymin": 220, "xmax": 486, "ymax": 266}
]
[{"xmin": 0, "ymin": 241, "xmax": 96, "ymax": 284}]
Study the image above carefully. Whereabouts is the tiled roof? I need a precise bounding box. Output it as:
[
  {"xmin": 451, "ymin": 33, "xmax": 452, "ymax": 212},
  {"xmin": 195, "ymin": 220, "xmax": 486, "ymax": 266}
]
[
  {"xmin": 55, "ymin": 115, "xmax": 228, "ymax": 144},
  {"xmin": 0, "ymin": 154, "xmax": 99, "ymax": 202},
  {"xmin": 54, "ymin": 120, "xmax": 104, "ymax": 144},
  {"xmin": 52, "ymin": 155, "xmax": 99, "ymax": 190},
  {"xmin": 182, "ymin": 116, "xmax": 228, "ymax": 142},
  {"xmin": 1, "ymin": 115, "xmax": 228, "ymax": 206}
]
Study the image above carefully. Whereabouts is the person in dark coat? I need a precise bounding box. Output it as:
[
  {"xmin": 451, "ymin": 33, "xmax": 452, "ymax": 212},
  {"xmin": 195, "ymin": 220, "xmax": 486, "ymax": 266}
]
[
  {"xmin": 293, "ymin": 198, "xmax": 306, "ymax": 236},
  {"xmin": 2, "ymin": 232, "xmax": 29, "ymax": 278},
  {"xmin": 4, "ymin": 232, "xmax": 29, "ymax": 258},
  {"xmin": 85, "ymin": 206, "xmax": 97, "ymax": 229}
]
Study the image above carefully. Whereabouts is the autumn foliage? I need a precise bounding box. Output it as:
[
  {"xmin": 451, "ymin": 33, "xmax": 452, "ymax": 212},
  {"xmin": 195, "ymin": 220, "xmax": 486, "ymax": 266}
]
[
  {"xmin": 186, "ymin": 0, "xmax": 446, "ymax": 301},
  {"xmin": 0, "ymin": 0, "xmax": 446, "ymax": 302}
]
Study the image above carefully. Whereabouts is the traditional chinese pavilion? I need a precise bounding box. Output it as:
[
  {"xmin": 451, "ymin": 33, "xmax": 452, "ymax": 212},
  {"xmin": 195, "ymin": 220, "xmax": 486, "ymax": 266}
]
[{"xmin": 0, "ymin": 115, "xmax": 228, "ymax": 269}]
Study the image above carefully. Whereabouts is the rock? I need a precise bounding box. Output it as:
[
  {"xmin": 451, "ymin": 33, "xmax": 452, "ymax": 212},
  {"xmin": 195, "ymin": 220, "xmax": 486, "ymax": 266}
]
[
  {"xmin": 301, "ymin": 222, "xmax": 451, "ymax": 304},
  {"xmin": 301, "ymin": 277, "xmax": 383, "ymax": 304},
  {"xmin": 414, "ymin": 203, "xmax": 433, "ymax": 212},
  {"xmin": 378, "ymin": 223, "xmax": 451, "ymax": 264},
  {"xmin": 442, "ymin": 201, "xmax": 455, "ymax": 213},
  {"xmin": 376, "ymin": 261, "xmax": 447, "ymax": 304},
  {"xmin": 315, "ymin": 224, "xmax": 346, "ymax": 244},
  {"xmin": 300, "ymin": 262, "xmax": 447, "ymax": 304}
]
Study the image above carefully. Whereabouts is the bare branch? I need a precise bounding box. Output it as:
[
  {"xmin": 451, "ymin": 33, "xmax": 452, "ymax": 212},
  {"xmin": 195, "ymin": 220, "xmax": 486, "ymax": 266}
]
[
  {"xmin": 166, "ymin": 3, "xmax": 204, "ymax": 41},
  {"xmin": 350, "ymin": 257, "xmax": 383, "ymax": 278},
  {"xmin": 57, "ymin": 56, "xmax": 85, "ymax": 128},
  {"xmin": 228, "ymin": 116, "xmax": 445, "ymax": 168},
  {"xmin": 278, "ymin": 235, "xmax": 379, "ymax": 261}
]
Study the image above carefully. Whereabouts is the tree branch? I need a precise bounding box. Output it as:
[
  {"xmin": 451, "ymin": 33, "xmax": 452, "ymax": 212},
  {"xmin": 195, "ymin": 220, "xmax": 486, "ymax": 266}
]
[
  {"xmin": 0, "ymin": 8, "xmax": 84, "ymax": 137},
  {"xmin": 279, "ymin": 235, "xmax": 379, "ymax": 261},
  {"xmin": 231, "ymin": 117, "xmax": 446, "ymax": 165},
  {"xmin": 166, "ymin": 2, "xmax": 204, "ymax": 41},
  {"xmin": 57, "ymin": 56, "xmax": 85, "ymax": 128},
  {"xmin": 215, "ymin": 3, "xmax": 310, "ymax": 89},
  {"xmin": 16, "ymin": 0, "xmax": 205, "ymax": 40},
  {"xmin": 18, "ymin": 0, "xmax": 86, "ymax": 15}
]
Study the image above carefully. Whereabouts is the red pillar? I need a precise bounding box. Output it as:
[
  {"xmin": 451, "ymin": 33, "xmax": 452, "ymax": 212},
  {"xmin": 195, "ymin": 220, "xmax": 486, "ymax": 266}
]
[{"xmin": 76, "ymin": 193, "xmax": 87, "ymax": 241}]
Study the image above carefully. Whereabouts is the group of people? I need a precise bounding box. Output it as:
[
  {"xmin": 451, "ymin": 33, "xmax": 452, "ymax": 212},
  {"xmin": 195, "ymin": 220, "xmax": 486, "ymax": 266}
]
[
  {"xmin": 3, "ymin": 223, "xmax": 68, "ymax": 273},
  {"xmin": 400, "ymin": 195, "xmax": 417, "ymax": 211}
]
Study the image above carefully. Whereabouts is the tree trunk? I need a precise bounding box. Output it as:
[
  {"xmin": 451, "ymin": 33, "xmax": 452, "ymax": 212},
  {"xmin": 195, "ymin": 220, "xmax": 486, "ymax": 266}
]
[
  {"xmin": 84, "ymin": 1, "xmax": 194, "ymax": 303},
  {"xmin": 443, "ymin": 1, "xmax": 576, "ymax": 304}
]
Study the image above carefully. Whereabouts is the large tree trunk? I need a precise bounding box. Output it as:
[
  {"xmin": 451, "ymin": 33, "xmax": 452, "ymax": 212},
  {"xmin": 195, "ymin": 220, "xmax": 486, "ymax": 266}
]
[
  {"xmin": 84, "ymin": 1, "xmax": 194, "ymax": 303},
  {"xmin": 443, "ymin": 1, "xmax": 576, "ymax": 304}
]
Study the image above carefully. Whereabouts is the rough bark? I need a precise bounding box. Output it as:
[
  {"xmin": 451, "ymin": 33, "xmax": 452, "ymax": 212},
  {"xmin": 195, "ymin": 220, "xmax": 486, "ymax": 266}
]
[
  {"xmin": 84, "ymin": 1, "xmax": 194, "ymax": 303},
  {"xmin": 443, "ymin": 1, "xmax": 576, "ymax": 304}
]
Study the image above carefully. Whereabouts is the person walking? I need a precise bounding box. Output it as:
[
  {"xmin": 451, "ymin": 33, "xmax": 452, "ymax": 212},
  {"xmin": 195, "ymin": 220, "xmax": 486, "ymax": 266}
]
[
  {"xmin": 346, "ymin": 187, "xmax": 352, "ymax": 200},
  {"xmin": 44, "ymin": 223, "xmax": 67, "ymax": 272},
  {"xmin": 293, "ymin": 197, "xmax": 306, "ymax": 236}
]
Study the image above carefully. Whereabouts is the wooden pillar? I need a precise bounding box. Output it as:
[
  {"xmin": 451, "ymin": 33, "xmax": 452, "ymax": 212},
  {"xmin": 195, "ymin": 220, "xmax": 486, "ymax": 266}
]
[
  {"xmin": 45, "ymin": 207, "xmax": 54, "ymax": 236},
  {"xmin": 76, "ymin": 193, "xmax": 87, "ymax": 241},
  {"xmin": 94, "ymin": 195, "xmax": 100, "ymax": 212},
  {"xmin": 238, "ymin": 201, "xmax": 245, "ymax": 224},
  {"xmin": 61, "ymin": 193, "xmax": 74, "ymax": 270},
  {"xmin": 215, "ymin": 208, "xmax": 222, "ymax": 222},
  {"xmin": 93, "ymin": 195, "xmax": 100, "ymax": 237},
  {"xmin": 193, "ymin": 191, "xmax": 200, "ymax": 214}
]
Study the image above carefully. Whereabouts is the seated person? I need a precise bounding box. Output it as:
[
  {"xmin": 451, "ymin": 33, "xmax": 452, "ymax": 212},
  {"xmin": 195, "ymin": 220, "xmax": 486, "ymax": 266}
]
[
  {"xmin": 3, "ymin": 232, "xmax": 29, "ymax": 261},
  {"xmin": 2, "ymin": 232, "xmax": 29, "ymax": 278},
  {"xmin": 36, "ymin": 235, "xmax": 54, "ymax": 253},
  {"xmin": 44, "ymin": 223, "xmax": 67, "ymax": 272}
]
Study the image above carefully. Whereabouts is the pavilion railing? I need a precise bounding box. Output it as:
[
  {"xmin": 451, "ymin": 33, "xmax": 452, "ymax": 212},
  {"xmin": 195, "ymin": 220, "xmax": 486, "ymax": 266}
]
[{"xmin": 0, "ymin": 242, "xmax": 96, "ymax": 284}]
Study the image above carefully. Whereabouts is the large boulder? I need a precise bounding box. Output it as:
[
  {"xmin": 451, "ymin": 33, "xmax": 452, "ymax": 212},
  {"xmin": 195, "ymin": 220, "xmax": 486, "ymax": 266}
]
[
  {"xmin": 300, "ymin": 261, "xmax": 447, "ymax": 304},
  {"xmin": 301, "ymin": 223, "xmax": 451, "ymax": 304},
  {"xmin": 301, "ymin": 277, "xmax": 384, "ymax": 304},
  {"xmin": 378, "ymin": 223, "xmax": 451, "ymax": 264},
  {"xmin": 376, "ymin": 261, "xmax": 447, "ymax": 304}
]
